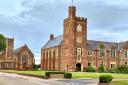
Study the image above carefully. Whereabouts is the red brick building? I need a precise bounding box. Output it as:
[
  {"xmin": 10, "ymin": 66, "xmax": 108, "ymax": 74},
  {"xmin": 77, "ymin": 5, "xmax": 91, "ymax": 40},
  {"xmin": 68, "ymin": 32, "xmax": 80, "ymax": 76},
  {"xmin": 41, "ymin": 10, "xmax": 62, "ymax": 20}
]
[
  {"xmin": 41, "ymin": 5, "xmax": 128, "ymax": 71},
  {"xmin": 0, "ymin": 35, "xmax": 35, "ymax": 70}
]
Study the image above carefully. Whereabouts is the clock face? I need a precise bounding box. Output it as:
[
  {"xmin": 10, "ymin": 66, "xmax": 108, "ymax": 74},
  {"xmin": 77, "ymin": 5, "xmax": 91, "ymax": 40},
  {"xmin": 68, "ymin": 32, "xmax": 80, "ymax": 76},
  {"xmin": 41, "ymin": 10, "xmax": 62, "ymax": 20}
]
[{"xmin": 77, "ymin": 24, "xmax": 82, "ymax": 32}]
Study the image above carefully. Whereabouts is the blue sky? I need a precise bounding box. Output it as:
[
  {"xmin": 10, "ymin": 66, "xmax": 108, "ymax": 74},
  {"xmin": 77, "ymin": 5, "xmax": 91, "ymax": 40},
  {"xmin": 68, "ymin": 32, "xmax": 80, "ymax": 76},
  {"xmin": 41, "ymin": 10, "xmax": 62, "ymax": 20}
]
[{"xmin": 0, "ymin": 0, "xmax": 128, "ymax": 64}]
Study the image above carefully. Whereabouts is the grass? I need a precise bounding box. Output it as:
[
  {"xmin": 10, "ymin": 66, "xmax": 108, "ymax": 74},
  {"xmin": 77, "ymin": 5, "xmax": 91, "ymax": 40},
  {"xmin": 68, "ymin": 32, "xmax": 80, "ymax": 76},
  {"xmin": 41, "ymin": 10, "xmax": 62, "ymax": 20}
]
[
  {"xmin": 0, "ymin": 70, "xmax": 45, "ymax": 77},
  {"xmin": 72, "ymin": 72, "xmax": 128, "ymax": 78},
  {"xmin": 111, "ymin": 80, "xmax": 128, "ymax": 85},
  {"xmin": 0, "ymin": 70, "xmax": 128, "ymax": 79}
]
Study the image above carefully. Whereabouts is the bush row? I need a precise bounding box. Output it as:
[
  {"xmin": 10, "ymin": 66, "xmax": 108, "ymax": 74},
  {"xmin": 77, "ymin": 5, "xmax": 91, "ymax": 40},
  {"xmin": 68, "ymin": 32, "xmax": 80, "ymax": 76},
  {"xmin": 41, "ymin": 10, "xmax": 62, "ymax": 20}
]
[
  {"xmin": 84, "ymin": 65, "xmax": 128, "ymax": 74},
  {"xmin": 45, "ymin": 71, "xmax": 72, "ymax": 78}
]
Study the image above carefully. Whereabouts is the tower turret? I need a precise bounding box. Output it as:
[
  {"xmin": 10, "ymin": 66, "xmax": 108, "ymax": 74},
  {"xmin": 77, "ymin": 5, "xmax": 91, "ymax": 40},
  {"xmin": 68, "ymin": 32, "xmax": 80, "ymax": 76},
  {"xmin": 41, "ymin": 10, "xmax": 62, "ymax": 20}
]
[
  {"xmin": 5, "ymin": 38, "xmax": 14, "ymax": 58},
  {"xmin": 68, "ymin": 6, "xmax": 76, "ymax": 18}
]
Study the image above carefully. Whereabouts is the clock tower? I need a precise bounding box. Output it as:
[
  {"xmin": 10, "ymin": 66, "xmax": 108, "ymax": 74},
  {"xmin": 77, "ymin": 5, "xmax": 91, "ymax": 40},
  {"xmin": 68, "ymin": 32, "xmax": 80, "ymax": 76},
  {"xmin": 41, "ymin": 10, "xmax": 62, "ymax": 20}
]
[{"xmin": 61, "ymin": 5, "xmax": 87, "ymax": 71}]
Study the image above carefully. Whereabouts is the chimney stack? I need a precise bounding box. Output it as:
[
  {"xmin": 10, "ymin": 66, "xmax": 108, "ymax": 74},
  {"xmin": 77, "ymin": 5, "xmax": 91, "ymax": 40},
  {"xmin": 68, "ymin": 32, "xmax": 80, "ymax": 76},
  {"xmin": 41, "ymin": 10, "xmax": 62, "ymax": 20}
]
[{"xmin": 50, "ymin": 34, "xmax": 54, "ymax": 40}]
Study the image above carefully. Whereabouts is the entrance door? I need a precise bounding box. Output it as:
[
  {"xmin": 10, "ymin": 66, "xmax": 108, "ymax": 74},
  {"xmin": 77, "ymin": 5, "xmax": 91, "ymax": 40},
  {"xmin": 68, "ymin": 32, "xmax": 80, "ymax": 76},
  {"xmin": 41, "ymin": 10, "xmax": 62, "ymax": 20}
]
[
  {"xmin": 23, "ymin": 63, "xmax": 27, "ymax": 70},
  {"xmin": 76, "ymin": 63, "xmax": 81, "ymax": 71}
]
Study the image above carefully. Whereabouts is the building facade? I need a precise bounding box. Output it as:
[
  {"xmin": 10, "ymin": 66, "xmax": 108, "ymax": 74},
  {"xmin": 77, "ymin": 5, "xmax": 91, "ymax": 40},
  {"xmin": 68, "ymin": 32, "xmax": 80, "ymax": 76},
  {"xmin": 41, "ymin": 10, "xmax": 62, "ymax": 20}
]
[
  {"xmin": 41, "ymin": 5, "xmax": 128, "ymax": 71},
  {"xmin": 0, "ymin": 36, "xmax": 35, "ymax": 70}
]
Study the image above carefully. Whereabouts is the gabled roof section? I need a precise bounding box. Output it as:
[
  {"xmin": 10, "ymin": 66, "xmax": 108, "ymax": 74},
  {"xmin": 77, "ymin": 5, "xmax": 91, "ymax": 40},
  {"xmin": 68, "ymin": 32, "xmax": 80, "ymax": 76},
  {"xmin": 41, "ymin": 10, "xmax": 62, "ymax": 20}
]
[
  {"xmin": 42, "ymin": 35, "xmax": 63, "ymax": 49},
  {"xmin": 13, "ymin": 44, "xmax": 34, "ymax": 56}
]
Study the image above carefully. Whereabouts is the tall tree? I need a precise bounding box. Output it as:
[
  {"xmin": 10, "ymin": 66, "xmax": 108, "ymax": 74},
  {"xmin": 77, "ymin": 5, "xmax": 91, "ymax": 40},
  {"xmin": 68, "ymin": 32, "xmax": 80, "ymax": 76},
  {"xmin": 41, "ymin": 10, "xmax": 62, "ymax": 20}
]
[{"xmin": 0, "ymin": 34, "xmax": 6, "ymax": 52}]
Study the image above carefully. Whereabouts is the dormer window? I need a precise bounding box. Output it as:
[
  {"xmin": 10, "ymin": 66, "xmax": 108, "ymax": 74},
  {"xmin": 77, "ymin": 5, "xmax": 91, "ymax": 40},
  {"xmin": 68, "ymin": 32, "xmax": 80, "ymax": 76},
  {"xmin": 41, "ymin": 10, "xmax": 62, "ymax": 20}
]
[
  {"xmin": 99, "ymin": 49, "xmax": 105, "ymax": 57},
  {"xmin": 110, "ymin": 50, "xmax": 116, "ymax": 58},
  {"xmin": 88, "ymin": 50, "xmax": 93, "ymax": 56},
  {"xmin": 124, "ymin": 50, "xmax": 128, "ymax": 57}
]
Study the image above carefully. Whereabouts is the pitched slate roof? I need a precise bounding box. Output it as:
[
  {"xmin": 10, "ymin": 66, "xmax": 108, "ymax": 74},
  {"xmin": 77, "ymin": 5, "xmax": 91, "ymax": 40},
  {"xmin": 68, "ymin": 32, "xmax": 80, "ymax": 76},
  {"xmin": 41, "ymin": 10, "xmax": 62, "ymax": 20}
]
[
  {"xmin": 87, "ymin": 40, "xmax": 119, "ymax": 50},
  {"xmin": 13, "ymin": 45, "xmax": 24, "ymax": 56},
  {"xmin": 42, "ymin": 35, "xmax": 128, "ymax": 50},
  {"xmin": 13, "ymin": 44, "xmax": 34, "ymax": 57},
  {"xmin": 43, "ymin": 35, "xmax": 63, "ymax": 49}
]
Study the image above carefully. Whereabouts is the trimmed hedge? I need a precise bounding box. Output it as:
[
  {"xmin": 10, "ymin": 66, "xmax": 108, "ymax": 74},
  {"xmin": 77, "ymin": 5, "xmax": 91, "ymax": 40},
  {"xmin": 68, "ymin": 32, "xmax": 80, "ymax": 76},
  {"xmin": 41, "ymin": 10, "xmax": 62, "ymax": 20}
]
[
  {"xmin": 99, "ymin": 75, "xmax": 113, "ymax": 83},
  {"xmin": 64, "ymin": 72, "xmax": 72, "ymax": 78},
  {"xmin": 45, "ymin": 71, "xmax": 72, "ymax": 79},
  {"xmin": 86, "ymin": 66, "xmax": 96, "ymax": 72}
]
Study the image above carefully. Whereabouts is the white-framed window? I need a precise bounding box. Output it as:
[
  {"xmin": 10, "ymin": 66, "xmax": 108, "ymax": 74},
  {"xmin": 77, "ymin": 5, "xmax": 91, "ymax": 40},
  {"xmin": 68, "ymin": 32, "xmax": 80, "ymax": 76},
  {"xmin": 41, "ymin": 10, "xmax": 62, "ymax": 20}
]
[
  {"xmin": 76, "ymin": 48, "xmax": 82, "ymax": 56},
  {"xmin": 110, "ymin": 50, "xmax": 116, "ymax": 58},
  {"xmin": 88, "ymin": 50, "xmax": 93, "ymax": 56},
  {"xmin": 110, "ymin": 62, "xmax": 116, "ymax": 69},
  {"xmin": 124, "ymin": 50, "xmax": 128, "ymax": 57},
  {"xmin": 99, "ymin": 49, "xmax": 105, "ymax": 57}
]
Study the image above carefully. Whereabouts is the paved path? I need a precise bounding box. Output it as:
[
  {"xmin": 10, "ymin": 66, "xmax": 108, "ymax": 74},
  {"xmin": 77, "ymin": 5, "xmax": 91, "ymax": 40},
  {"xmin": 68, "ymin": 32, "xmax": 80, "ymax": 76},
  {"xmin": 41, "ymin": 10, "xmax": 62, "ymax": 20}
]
[
  {"xmin": 57, "ymin": 79, "xmax": 98, "ymax": 85},
  {"xmin": 2, "ymin": 72, "xmax": 128, "ymax": 85},
  {"xmin": 7, "ymin": 72, "xmax": 128, "ymax": 85},
  {"xmin": 0, "ymin": 72, "xmax": 70, "ymax": 85},
  {"xmin": 0, "ymin": 72, "xmax": 99, "ymax": 85}
]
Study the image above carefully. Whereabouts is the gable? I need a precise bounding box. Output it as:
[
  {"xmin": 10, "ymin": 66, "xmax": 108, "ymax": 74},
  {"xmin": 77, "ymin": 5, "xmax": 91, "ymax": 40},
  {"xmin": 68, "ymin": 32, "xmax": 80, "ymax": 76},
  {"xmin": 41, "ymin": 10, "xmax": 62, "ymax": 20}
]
[{"xmin": 13, "ymin": 45, "xmax": 34, "ymax": 57}]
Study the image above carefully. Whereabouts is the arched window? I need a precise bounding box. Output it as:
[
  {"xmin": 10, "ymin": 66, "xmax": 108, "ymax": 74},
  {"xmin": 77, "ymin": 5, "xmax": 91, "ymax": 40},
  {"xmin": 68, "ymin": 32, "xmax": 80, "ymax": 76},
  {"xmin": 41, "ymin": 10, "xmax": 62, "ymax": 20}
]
[{"xmin": 22, "ymin": 55, "xmax": 28, "ymax": 62}]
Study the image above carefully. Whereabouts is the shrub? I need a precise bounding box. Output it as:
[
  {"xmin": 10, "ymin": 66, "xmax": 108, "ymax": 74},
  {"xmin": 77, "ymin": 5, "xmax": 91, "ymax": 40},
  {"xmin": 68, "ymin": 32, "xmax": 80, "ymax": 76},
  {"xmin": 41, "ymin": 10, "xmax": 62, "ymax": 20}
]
[
  {"xmin": 45, "ymin": 71, "xmax": 72, "ymax": 78},
  {"xmin": 99, "ymin": 75, "xmax": 113, "ymax": 83},
  {"xmin": 45, "ymin": 71, "xmax": 64, "ymax": 77},
  {"xmin": 64, "ymin": 72, "xmax": 72, "ymax": 79},
  {"xmin": 98, "ymin": 65, "xmax": 105, "ymax": 73},
  {"xmin": 117, "ymin": 65, "xmax": 128, "ymax": 74},
  {"xmin": 33, "ymin": 64, "xmax": 40, "ymax": 70},
  {"xmin": 86, "ymin": 66, "xmax": 96, "ymax": 72},
  {"xmin": 108, "ymin": 69, "xmax": 120, "ymax": 73}
]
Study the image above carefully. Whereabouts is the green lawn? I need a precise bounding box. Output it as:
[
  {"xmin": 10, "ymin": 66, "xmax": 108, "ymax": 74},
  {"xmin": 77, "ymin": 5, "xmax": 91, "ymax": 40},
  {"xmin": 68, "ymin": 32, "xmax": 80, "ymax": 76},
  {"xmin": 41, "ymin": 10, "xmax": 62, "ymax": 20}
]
[
  {"xmin": 0, "ymin": 70, "xmax": 128, "ymax": 79},
  {"xmin": 111, "ymin": 80, "xmax": 128, "ymax": 85},
  {"xmin": 72, "ymin": 72, "xmax": 128, "ymax": 78},
  {"xmin": 0, "ymin": 70, "xmax": 45, "ymax": 77}
]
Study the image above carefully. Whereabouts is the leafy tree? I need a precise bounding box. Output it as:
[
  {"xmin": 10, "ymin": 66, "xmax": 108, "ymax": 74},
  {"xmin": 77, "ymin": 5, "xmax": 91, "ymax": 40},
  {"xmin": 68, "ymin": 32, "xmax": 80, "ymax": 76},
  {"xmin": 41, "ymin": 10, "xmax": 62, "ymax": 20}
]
[
  {"xmin": 98, "ymin": 65, "xmax": 105, "ymax": 73},
  {"xmin": 0, "ymin": 34, "xmax": 6, "ymax": 52},
  {"xmin": 34, "ymin": 64, "xmax": 40, "ymax": 70}
]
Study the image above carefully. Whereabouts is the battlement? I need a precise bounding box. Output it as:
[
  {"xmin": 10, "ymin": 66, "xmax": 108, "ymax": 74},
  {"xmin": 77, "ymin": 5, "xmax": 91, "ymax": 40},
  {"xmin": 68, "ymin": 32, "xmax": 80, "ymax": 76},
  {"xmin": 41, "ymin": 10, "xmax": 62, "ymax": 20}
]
[
  {"xmin": 6, "ymin": 38, "xmax": 14, "ymax": 41},
  {"xmin": 76, "ymin": 17, "xmax": 87, "ymax": 21},
  {"xmin": 69, "ymin": 6, "xmax": 76, "ymax": 10}
]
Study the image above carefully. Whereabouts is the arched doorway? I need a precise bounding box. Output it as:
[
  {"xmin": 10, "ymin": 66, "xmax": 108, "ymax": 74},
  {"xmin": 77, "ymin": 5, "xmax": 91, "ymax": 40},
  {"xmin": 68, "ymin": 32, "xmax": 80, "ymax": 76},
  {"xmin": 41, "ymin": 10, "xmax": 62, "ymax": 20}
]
[
  {"xmin": 23, "ymin": 63, "xmax": 27, "ymax": 70},
  {"xmin": 76, "ymin": 63, "xmax": 81, "ymax": 71}
]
